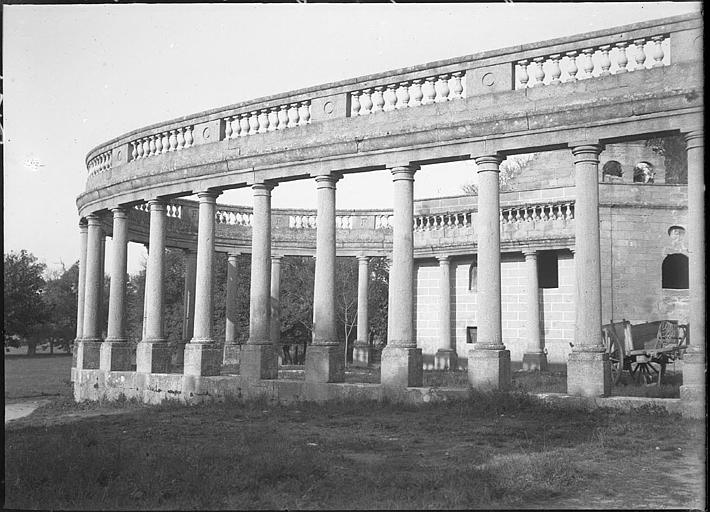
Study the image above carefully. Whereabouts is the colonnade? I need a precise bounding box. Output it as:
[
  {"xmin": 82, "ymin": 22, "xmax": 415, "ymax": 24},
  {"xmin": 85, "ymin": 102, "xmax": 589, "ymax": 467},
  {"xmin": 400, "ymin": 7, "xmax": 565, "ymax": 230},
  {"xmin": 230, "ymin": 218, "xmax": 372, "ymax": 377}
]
[{"xmin": 75, "ymin": 133, "xmax": 704, "ymax": 398}]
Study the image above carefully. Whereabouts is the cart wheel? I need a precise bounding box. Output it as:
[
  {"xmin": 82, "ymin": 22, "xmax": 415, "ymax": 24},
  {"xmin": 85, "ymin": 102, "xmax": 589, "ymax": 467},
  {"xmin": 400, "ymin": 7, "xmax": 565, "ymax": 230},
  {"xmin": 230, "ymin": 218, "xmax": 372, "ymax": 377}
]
[
  {"xmin": 603, "ymin": 332, "xmax": 624, "ymax": 385},
  {"xmin": 629, "ymin": 361, "xmax": 663, "ymax": 386}
]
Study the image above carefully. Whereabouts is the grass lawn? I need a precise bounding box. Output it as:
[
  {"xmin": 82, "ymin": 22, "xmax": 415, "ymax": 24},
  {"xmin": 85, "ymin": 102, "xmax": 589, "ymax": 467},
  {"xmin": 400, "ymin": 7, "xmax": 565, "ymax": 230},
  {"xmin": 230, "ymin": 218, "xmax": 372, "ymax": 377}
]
[
  {"xmin": 4, "ymin": 392, "xmax": 706, "ymax": 510},
  {"xmin": 4, "ymin": 354, "xmax": 73, "ymax": 401}
]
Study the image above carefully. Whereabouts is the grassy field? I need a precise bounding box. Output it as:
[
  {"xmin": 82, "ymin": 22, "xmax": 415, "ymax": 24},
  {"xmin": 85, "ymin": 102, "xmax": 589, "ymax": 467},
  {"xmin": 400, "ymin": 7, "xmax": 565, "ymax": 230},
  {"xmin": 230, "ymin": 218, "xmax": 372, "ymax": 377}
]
[
  {"xmin": 5, "ymin": 392, "xmax": 706, "ymax": 510},
  {"xmin": 4, "ymin": 354, "xmax": 73, "ymax": 401}
]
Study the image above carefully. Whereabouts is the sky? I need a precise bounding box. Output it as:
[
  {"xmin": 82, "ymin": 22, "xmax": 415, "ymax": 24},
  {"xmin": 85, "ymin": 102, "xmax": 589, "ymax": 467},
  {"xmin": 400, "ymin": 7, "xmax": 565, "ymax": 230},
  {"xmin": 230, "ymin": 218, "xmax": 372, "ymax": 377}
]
[{"xmin": 3, "ymin": 2, "xmax": 701, "ymax": 274}]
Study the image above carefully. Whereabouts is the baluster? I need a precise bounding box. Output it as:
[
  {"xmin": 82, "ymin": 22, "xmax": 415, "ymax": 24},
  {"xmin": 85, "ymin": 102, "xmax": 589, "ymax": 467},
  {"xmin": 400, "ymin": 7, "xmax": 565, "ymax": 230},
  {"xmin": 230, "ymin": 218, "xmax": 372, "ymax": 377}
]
[
  {"xmin": 184, "ymin": 126, "xmax": 194, "ymax": 147},
  {"xmin": 237, "ymin": 114, "xmax": 248, "ymax": 136},
  {"xmin": 351, "ymin": 92, "xmax": 361, "ymax": 116},
  {"xmin": 383, "ymin": 84, "xmax": 397, "ymax": 111},
  {"xmin": 410, "ymin": 80, "xmax": 424, "ymax": 107},
  {"xmin": 177, "ymin": 127, "xmax": 186, "ymax": 149},
  {"xmin": 396, "ymin": 82, "xmax": 410, "ymax": 109},
  {"xmin": 149, "ymin": 136, "xmax": 157, "ymax": 156},
  {"xmin": 161, "ymin": 132, "xmax": 170, "ymax": 153},
  {"xmin": 515, "ymin": 209, "xmax": 522, "ymax": 222},
  {"xmin": 435, "ymin": 74, "xmax": 450, "ymax": 102},
  {"xmin": 535, "ymin": 206, "xmax": 542, "ymax": 221},
  {"xmin": 453, "ymin": 214, "xmax": 460, "ymax": 227},
  {"xmin": 517, "ymin": 60, "xmax": 530, "ymax": 88},
  {"xmin": 288, "ymin": 103, "xmax": 300, "ymax": 127},
  {"xmin": 268, "ymin": 108, "xmax": 279, "ymax": 131},
  {"xmin": 556, "ymin": 204, "xmax": 564, "ymax": 220},
  {"xmin": 532, "ymin": 57, "xmax": 546, "ymax": 86},
  {"xmin": 523, "ymin": 208, "xmax": 530, "ymax": 222},
  {"xmin": 549, "ymin": 55, "xmax": 562, "ymax": 84},
  {"xmin": 569, "ymin": 204, "xmax": 575, "ymax": 219},
  {"xmin": 371, "ymin": 86, "xmax": 385, "ymax": 113},
  {"xmin": 422, "ymin": 77, "xmax": 436, "ymax": 104},
  {"xmin": 450, "ymin": 72, "xmax": 464, "ymax": 99},
  {"xmin": 566, "ymin": 203, "xmax": 573, "ymax": 220},
  {"xmin": 224, "ymin": 117, "xmax": 233, "ymax": 139},
  {"xmin": 142, "ymin": 138, "xmax": 151, "ymax": 157},
  {"xmin": 360, "ymin": 89, "xmax": 373, "ymax": 114},
  {"xmin": 615, "ymin": 42, "xmax": 629, "ymax": 73},
  {"xmin": 298, "ymin": 101, "xmax": 310, "ymax": 125},
  {"xmin": 258, "ymin": 110, "xmax": 269, "ymax": 133},
  {"xmin": 155, "ymin": 134, "xmax": 163, "ymax": 154},
  {"xmin": 581, "ymin": 48, "xmax": 595, "ymax": 78},
  {"xmin": 565, "ymin": 51, "xmax": 579, "ymax": 81},
  {"xmin": 499, "ymin": 209, "xmax": 505, "ymax": 224},
  {"xmin": 246, "ymin": 111, "xmax": 257, "ymax": 135},
  {"xmin": 633, "ymin": 39, "xmax": 647, "ymax": 70},
  {"xmin": 277, "ymin": 106, "xmax": 289, "ymax": 130},
  {"xmin": 136, "ymin": 139, "xmax": 145, "ymax": 159},
  {"xmin": 169, "ymin": 130, "xmax": 178, "ymax": 151},
  {"xmin": 650, "ymin": 36, "xmax": 665, "ymax": 67},
  {"xmin": 131, "ymin": 142, "xmax": 138, "ymax": 160},
  {"xmin": 230, "ymin": 116, "xmax": 241, "ymax": 138},
  {"xmin": 598, "ymin": 45, "xmax": 612, "ymax": 76}
]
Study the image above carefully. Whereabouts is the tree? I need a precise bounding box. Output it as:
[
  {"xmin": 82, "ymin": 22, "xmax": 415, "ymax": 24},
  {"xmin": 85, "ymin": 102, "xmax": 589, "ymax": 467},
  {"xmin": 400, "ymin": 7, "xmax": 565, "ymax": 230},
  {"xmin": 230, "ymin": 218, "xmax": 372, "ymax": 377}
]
[
  {"xmin": 4, "ymin": 250, "xmax": 47, "ymax": 354},
  {"xmin": 366, "ymin": 256, "xmax": 390, "ymax": 348},
  {"xmin": 41, "ymin": 262, "xmax": 79, "ymax": 353},
  {"xmin": 462, "ymin": 153, "xmax": 538, "ymax": 195},
  {"xmin": 645, "ymin": 135, "xmax": 687, "ymax": 184},
  {"xmin": 335, "ymin": 257, "xmax": 359, "ymax": 361}
]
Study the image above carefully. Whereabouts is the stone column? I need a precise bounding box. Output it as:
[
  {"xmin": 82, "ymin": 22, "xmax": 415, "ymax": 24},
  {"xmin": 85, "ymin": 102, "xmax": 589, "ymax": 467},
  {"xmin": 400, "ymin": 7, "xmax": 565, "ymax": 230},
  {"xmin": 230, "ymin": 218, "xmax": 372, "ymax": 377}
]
[
  {"xmin": 680, "ymin": 129, "xmax": 705, "ymax": 418},
  {"xmin": 381, "ymin": 165, "xmax": 423, "ymax": 387},
  {"xmin": 567, "ymin": 143, "xmax": 610, "ymax": 397},
  {"xmin": 98, "ymin": 233, "xmax": 106, "ymax": 337},
  {"xmin": 306, "ymin": 173, "xmax": 345, "ymax": 383},
  {"xmin": 435, "ymin": 255, "xmax": 457, "ymax": 371},
  {"xmin": 241, "ymin": 183, "xmax": 278, "ymax": 379},
  {"xmin": 522, "ymin": 249, "xmax": 548, "ymax": 371},
  {"xmin": 352, "ymin": 255, "xmax": 371, "ymax": 367},
  {"xmin": 223, "ymin": 252, "xmax": 241, "ymax": 365},
  {"xmin": 468, "ymin": 156, "xmax": 511, "ymax": 390},
  {"xmin": 175, "ymin": 248, "xmax": 197, "ymax": 366},
  {"xmin": 71, "ymin": 219, "xmax": 88, "ymax": 378},
  {"xmin": 270, "ymin": 254, "xmax": 283, "ymax": 350},
  {"xmin": 78, "ymin": 213, "xmax": 104, "ymax": 370},
  {"xmin": 136, "ymin": 199, "xmax": 171, "ymax": 373},
  {"xmin": 185, "ymin": 191, "xmax": 222, "ymax": 376},
  {"xmin": 100, "ymin": 207, "xmax": 132, "ymax": 371}
]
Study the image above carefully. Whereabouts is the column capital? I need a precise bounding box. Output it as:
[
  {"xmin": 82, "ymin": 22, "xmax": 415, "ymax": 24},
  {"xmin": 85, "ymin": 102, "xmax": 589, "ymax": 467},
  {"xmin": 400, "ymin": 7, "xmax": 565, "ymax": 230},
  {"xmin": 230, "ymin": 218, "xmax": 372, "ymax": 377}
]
[
  {"xmin": 147, "ymin": 198, "xmax": 167, "ymax": 210},
  {"xmin": 314, "ymin": 173, "xmax": 340, "ymax": 189},
  {"xmin": 436, "ymin": 255, "xmax": 450, "ymax": 264},
  {"xmin": 227, "ymin": 252, "xmax": 240, "ymax": 261},
  {"xmin": 110, "ymin": 206, "xmax": 129, "ymax": 218},
  {"xmin": 569, "ymin": 143, "xmax": 603, "ymax": 163},
  {"xmin": 684, "ymin": 129, "xmax": 704, "ymax": 149},
  {"xmin": 357, "ymin": 255, "xmax": 370, "ymax": 264},
  {"xmin": 79, "ymin": 218, "xmax": 89, "ymax": 231},
  {"xmin": 197, "ymin": 190, "xmax": 222, "ymax": 201},
  {"xmin": 522, "ymin": 248, "xmax": 538, "ymax": 258},
  {"xmin": 473, "ymin": 155, "xmax": 504, "ymax": 171},
  {"xmin": 390, "ymin": 165, "xmax": 418, "ymax": 181},
  {"xmin": 252, "ymin": 182, "xmax": 276, "ymax": 195},
  {"xmin": 86, "ymin": 213, "xmax": 103, "ymax": 226},
  {"xmin": 271, "ymin": 254, "xmax": 283, "ymax": 263}
]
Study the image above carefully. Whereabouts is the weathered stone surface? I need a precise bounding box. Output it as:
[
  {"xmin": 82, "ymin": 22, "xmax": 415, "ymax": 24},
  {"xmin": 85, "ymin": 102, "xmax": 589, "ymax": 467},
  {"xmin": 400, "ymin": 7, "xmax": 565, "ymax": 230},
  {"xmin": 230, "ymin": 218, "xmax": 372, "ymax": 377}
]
[
  {"xmin": 223, "ymin": 343, "xmax": 241, "ymax": 365},
  {"xmin": 381, "ymin": 347, "xmax": 423, "ymax": 387},
  {"xmin": 522, "ymin": 352, "xmax": 548, "ymax": 372},
  {"xmin": 240, "ymin": 344, "xmax": 277, "ymax": 380},
  {"xmin": 77, "ymin": 341, "xmax": 102, "ymax": 370},
  {"xmin": 135, "ymin": 342, "xmax": 171, "ymax": 374},
  {"xmin": 183, "ymin": 343, "xmax": 222, "ymax": 377},
  {"xmin": 467, "ymin": 348, "xmax": 511, "ymax": 390},
  {"xmin": 99, "ymin": 342, "xmax": 133, "ymax": 372},
  {"xmin": 305, "ymin": 345, "xmax": 345, "ymax": 383},
  {"xmin": 567, "ymin": 351, "xmax": 611, "ymax": 397}
]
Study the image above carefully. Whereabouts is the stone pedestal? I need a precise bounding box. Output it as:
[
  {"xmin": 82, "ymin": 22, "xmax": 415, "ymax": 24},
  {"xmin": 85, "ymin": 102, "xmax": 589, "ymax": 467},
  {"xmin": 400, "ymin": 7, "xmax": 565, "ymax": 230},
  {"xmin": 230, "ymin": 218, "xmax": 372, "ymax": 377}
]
[
  {"xmin": 136, "ymin": 342, "xmax": 171, "ymax": 374},
  {"xmin": 381, "ymin": 346, "xmax": 423, "ymax": 387},
  {"xmin": 522, "ymin": 351, "xmax": 548, "ymax": 371},
  {"xmin": 173, "ymin": 341, "xmax": 187, "ymax": 366},
  {"xmin": 435, "ymin": 348, "xmax": 458, "ymax": 371},
  {"xmin": 468, "ymin": 348, "xmax": 511, "ymax": 390},
  {"xmin": 680, "ymin": 351, "xmax": 706, "ymax": 419},
  {"xmin": 99, "ymin": 341, "xmax": 133, "ymax": 371},
  {"xmin": 240, "ymin": 344, "xmax": 278, "ymax": 380},
  {"xmin": 352, "ymin": 342, "xmax": 370, "ymax": 367},
  {"xmin": 183, "ymin": 342, "xmax": 222, "ymax": 376},
  {"xmin": 306, "ymin": 345, "xmax": 345, "ymax": 383},
  {"xmin": 566, "ymin": 351, "xmax": 611, "ymax": 397},
  {"xmin": 77, "ymin": 340, "xmax": 102, "ymax": 370},
  {"xmin": 223, "ymin": 342, "xmax": 242, "ymax": 366}
]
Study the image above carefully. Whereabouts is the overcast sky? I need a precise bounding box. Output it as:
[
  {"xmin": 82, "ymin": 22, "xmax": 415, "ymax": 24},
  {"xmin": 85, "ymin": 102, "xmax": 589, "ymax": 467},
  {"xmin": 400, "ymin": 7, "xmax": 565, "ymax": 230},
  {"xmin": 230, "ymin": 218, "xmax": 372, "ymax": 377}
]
[{"xmin": 3, "ymin": 2, "xmax": 701, "ymax": 274}]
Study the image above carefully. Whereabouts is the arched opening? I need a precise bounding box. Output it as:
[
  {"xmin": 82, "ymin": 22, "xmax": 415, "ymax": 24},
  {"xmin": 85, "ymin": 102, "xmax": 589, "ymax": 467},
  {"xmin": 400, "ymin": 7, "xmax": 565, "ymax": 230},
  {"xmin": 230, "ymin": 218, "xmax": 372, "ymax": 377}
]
[
  {"xmin": 661, "ymin": 253, "xmax": 689, "ymax": 289},
  {"xmin": 602, "ymin": 160, "xmax": 622, "ymax": 181},
  {"xmin": 633, "ymin": 161, "xmax": 655, "ymax": 183}
]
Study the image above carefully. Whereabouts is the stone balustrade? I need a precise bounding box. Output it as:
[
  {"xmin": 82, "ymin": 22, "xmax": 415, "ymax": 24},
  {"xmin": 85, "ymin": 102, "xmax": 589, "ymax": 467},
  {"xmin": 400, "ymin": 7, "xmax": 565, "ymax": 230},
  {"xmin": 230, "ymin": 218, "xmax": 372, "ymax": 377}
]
[
  {"xmin": 215, "ymin": 209, "xmax": 252, "ymax": 226},
  {"xmin": 515, "ymin": 35, "xmax": 670, "ymax": 88},
  {"xmin": 414, "ymin": 211, "xmax": 472, "ymax": 231},
  {"xmin": 500, "ymin": 201, "xmax": 574, "ymax": 224},
  {"xmin": 129, "ymin": 126, "xmax": 195, "ymax": 162},
  {"xmin": 134, "ymin": 203, "xmax": 182, "ymax": 219},
  {"xmin": 222, "ymin": 101, "xmax": 311, "ymax": 139},
  {"xmin": 87, "ymin": 151, "xmax": 112, "ymax": 176}
]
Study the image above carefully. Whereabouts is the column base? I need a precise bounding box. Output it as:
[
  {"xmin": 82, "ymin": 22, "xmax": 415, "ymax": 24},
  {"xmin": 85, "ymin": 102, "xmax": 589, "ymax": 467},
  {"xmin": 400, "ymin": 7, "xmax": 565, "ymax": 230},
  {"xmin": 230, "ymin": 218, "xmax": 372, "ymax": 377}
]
[
  {"xmin": 467, "ymin": 348, "xmax": 511, "ymax": 390},
  {"xmin": 434, "ymin": 349, "xmax": 459, "ymax": 371},
  {"xmin": 351, "ymin": 341, "xmax": 371, "ymax": 368},
  {"xmin": 566, "ymin": 350, "xmax": 611, "ymax": 397},
  {"xmin": 680, "ymin": 350, "xmax": 706, "ymax": 419},
  {"xmin": 522, "ymin": 351, "xmax": 548, "ymax": 371},
  {"xmin": 136, "ymin": 342, "xmax": 172, "ymax": 374},
  {"xmin": 184, "ymin": 342, "xmax": 223, "ymax": 376},
  {"xmin": 99, "ymin": 341, "xmax": 133, "ymax": 371},
  {"xmin": 305, "ymin": 345, "xmax": 345, "ymax": 383},
  {"xmin": 77, "ymin": 340, "xmax": 103, "ymax": 370},
  {"xmin": 223, "ymin": 342, "xmax": 242, "ymax": 366},
  {"xmin": 381, "ymin": 346, "xmax": 423, "ymax": 387},
  {"xmin": 240, "ymin": 344, "xmax": 278, "ymax": 380}
]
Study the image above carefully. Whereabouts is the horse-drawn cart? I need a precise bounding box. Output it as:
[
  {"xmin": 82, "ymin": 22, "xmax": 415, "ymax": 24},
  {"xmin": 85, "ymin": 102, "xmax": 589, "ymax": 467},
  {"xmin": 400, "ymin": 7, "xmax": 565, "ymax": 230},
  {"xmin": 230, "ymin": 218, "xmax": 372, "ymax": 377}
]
[{"xmin": 602, "ymin": 319, "xmax": 688, "ymax": 385}]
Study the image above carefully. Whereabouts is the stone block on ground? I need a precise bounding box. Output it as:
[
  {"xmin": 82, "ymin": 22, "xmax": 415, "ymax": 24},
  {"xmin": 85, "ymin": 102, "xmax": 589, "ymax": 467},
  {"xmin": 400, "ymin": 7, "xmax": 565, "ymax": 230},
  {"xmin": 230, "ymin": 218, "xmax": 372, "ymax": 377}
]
[
  {"xmin": 240, "ymin": 344, "xmax": 278, "ymax": 380},
  {"xmin": 305, "ymin": 345, "xmax": 345, "ymax": 383},
  {"xmin": 380, "ymin": 346, "xmax": 423, "ymax": 387},
  {"xmin": 100, "ymin": 341, "xmax": 133, "ymax": 371},
  {"xmin": 184, "ymin": 342, "xmax": 223, "ymax": 376},
  {"xmin": 136, "ymin": 342, "xmax": 172, "ymax": 374},
  {"xmin": 468, "ymin": 348, "xmax": 511, "ymax": 390},
  {"xmin": 566, "ymin": 350, "xmax": 611, "ymax": 397}
]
